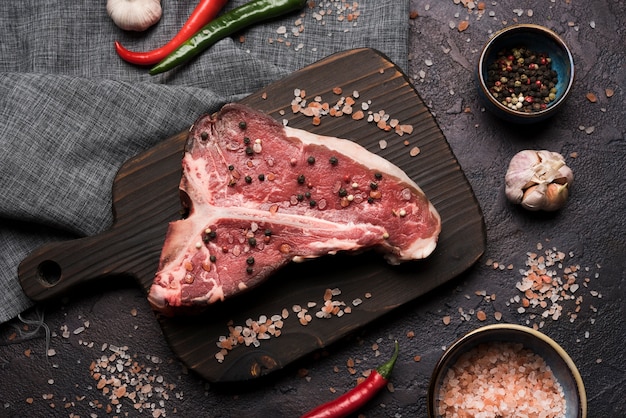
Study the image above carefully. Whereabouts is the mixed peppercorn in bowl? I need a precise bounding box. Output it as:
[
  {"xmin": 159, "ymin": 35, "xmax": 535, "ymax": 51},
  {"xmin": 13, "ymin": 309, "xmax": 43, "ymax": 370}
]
[{"xmin": 477, "ymin": 24, "xmax": 575, "ymax": 123}]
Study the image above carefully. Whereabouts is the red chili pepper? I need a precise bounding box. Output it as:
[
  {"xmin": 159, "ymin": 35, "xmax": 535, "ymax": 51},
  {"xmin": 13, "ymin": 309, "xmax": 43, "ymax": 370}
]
[
  {"xmin": 301, "ymin": 341, "xmax": 399, "ymax": 418},
  {"xmin": 114, "ymin": 0, "xmax": 229, "ymax": 66}
]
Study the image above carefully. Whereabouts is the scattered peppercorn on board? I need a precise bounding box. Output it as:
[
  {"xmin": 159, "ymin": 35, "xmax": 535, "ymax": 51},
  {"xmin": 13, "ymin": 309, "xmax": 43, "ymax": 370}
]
[{"xmin": 18, "ymin": 48, "xmax": 485, "ymax": 383}]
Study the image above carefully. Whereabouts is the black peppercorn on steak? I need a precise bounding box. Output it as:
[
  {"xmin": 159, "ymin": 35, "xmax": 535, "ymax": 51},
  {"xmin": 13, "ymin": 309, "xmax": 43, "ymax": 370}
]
[{"xmin": 148, "ymin": 103, "xmax": 441, "ymax": 315}]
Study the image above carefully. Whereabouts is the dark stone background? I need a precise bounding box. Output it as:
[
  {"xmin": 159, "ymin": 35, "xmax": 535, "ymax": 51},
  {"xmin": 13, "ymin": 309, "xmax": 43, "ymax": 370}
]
[{"xmin": 1, "ymin": 1, "xmax": 624, "ymax": 417}]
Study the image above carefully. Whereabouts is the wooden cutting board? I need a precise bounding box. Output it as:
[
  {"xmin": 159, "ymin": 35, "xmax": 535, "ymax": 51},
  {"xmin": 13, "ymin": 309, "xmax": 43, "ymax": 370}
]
[{"xmin": 19, "ymin": 48, "xmax": 485, "ymax": 383}]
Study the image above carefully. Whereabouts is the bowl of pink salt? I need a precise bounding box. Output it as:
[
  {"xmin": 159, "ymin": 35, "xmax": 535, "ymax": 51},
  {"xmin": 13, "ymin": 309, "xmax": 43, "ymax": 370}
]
[{"xmin": 427, "ymin": 324, "xmax": 587, "ymax": 418}]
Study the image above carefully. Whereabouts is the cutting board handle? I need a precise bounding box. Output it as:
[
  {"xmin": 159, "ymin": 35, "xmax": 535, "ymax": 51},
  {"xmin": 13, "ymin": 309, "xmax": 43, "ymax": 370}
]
[
  {"xmin": 18, "ymin": 226, "xmax": 150, "ymax": 302},
  {"xmin": 17, "ymin": 130, "xmax": 185, "ymax": 305}
]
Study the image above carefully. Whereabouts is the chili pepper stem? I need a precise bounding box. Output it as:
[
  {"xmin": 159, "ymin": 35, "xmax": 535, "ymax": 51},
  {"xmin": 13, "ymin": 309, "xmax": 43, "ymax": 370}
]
[
  {"xmin": 376, "ymin": 339, "xmax": 399, "ymax": 379},
  {"xmin": 301, "ymin": 341, "xmax": 399, "ymax": 418}
]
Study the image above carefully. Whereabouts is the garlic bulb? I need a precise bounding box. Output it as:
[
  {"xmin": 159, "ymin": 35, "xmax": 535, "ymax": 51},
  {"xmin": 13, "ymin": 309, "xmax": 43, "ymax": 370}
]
[
  {"xmin": 505, "ymin": 150, "xmax": 574, "ymax": 211},
  {"xmin": 107, "ymin": 0, "xmax": 162, "ymax": 32}
]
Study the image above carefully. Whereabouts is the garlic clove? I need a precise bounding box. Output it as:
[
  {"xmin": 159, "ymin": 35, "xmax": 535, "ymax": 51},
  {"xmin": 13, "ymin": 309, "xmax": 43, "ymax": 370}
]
[
  {"xmin": 542, "ymin": 183, "xmax": 570, "ymax": 211},
  {"xmin": 520, "ymin": 184, "xmax": 547, "ymax": 211},
  {"xmin": 107, "ymin": 0, "xmax": 162, "ymax": 32}
]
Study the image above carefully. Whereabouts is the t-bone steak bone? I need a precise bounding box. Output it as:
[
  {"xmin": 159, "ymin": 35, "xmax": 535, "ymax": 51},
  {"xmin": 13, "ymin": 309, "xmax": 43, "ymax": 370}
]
[{"xmin": 148, "ymin": 103, "xmax": 441, "ymax": 315}]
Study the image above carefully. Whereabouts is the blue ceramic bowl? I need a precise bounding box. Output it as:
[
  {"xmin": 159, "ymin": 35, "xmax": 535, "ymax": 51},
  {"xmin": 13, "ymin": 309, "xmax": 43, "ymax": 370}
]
[
  {"xmin": 427, "ymin": 324, "xmax": 587, "ymax": 418},
  {"xmin": 477, "ymin": 24, "xmax": 575, "ymax": 123}
]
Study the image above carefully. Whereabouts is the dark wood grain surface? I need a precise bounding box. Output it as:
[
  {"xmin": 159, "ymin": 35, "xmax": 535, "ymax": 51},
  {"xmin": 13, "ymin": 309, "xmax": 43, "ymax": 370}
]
[{"xmin": 18, "ymin": 48, "xmax": 485, "ymax": 383}]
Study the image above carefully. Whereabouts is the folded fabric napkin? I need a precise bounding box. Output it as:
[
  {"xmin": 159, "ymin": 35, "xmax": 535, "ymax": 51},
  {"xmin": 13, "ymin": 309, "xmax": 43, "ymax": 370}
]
[{"xmin": 0, "ymin": 0, "xmax": 409, "ymax": 323}]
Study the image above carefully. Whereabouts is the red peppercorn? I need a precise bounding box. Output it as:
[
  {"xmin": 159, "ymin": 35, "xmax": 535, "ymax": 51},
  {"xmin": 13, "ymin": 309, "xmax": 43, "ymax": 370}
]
[{"xmin": 525, "ymin": 96, "xmax": 534, "ymax": 103}]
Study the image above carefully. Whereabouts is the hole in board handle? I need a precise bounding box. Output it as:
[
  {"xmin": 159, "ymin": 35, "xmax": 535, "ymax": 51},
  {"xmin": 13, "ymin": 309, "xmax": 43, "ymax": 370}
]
[{"xmin": 37, "ymin": 260, "xmax": 62, "ymax": 286}]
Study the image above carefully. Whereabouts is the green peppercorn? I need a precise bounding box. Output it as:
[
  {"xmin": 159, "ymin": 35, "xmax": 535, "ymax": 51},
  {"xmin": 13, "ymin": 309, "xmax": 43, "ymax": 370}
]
[
  {"xmin": 305, "ymin": 192, "xmax": 311, "ymax": 199},
  {"xmin": 201, "ymin": 132, "xmax": 209, "ymax": 140},
  {"xmin": 246, "ymin": 266, "xmax": 253, "ymax": 274},
  {"xmin": 307, "ymin": 156, "xmax": 315, "ymax": 165},
  {"xmin": 264, "ymin": 229, "xmax": 272, "ymax": 236},
  {"xmin": 374, "ymin": 172, "xmax": 383, "ymax": 180},
  {"xmin": 297, "ymin": 174, "xmax": 305, "ymax": 184},
  {"xmin": 258, "ymin": 174, "xmax": 265, "ymax": 181},
  {"xmin": 248, "ymin": 237, "xmax": 257, "ymax": 247},
  {"xmin": 239, "ymin": 121, "xmax": 247, "ymax": 129},
  {"xmin": 245, "ymin": 147, "xmax": 253, "ymax": 155},
  {"xmin": 309, "ymin": 200, "xmax": 316, "ymax": 207},
  {"xmin": 296, "ymin": 194, "xmax": 304, "ymax": 201},
  {"xmin": 338, "ymin": 188, "xmax": 347, "ymax": 197},
  {"xmin": 228, "ymin": 165, "xmax": 234, "ymax": 171},
  {"xmin": 246, "ymin": 257, "xmax": 255, "ymax": 265},
  {"xmin": 244, "ymin": 137, "xmax": 251, "ymax": 144},
  {"xmin": 245, "ymin": 176, "xmax": 252, "ymax": 184},
  {"xmin": 329, "ymin": 156, "xmax": 338, "ymax": 165},
  {"xmin": 210, "ymin": 255, "xmax": 216, "ymax": 262},
  {"xmin": 370, "ymin": 182, "xmax": 378, "ymax": 190}
]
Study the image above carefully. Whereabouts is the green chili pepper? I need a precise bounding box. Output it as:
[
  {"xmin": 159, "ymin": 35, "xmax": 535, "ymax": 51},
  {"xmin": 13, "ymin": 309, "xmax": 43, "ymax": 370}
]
[{"xmin": 149, "ymin": 0, "xmax": 307, "ymax": 75}]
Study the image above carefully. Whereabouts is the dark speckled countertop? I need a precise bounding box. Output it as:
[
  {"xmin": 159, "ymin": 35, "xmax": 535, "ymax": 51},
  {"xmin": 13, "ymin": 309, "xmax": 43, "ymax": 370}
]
[{"xmin": 1, "ymin": 1, "xmax": 624, "ymax": 416}]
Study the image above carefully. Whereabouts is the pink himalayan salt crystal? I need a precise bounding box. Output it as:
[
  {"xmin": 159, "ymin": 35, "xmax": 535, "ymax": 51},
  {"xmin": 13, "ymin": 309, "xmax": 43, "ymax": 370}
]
[{"xmin": 437, "ymin": 342, "xmax": 566, "ymax": 418}]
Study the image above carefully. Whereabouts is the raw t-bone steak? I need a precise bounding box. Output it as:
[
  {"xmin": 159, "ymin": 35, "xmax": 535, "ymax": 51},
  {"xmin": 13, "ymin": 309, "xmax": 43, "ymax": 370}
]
[{"xmin": 148, "ymin": 103, "xmax": 441, "ymax": 315}]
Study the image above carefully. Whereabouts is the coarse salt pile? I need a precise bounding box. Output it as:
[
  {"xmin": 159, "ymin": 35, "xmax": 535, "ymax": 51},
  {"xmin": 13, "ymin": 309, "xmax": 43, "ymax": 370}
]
[
  {"xmin": 437, "ymin": 342, "xmax": 566, "ymax": 418},
  {"xmin": 88, "ymin": 344, "xmax": 180, "ymax": 417},
  {"xmin": 511, "ymin": 242, "xmax": 601, "ymax": 328}
]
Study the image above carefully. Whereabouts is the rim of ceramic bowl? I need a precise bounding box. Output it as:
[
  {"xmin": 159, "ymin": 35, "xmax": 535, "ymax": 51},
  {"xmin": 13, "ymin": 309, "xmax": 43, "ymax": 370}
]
[
  {"xmin": 477, "ymin": 23, "xmax": 575, "ymax": 120},
  {"xmin": 427, "ymin": 323, "xmax": 587, "ymax": 418}
]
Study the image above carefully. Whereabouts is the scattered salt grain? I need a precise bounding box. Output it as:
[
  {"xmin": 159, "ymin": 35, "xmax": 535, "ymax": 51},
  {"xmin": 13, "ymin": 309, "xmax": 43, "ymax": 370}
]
[{"xmin": 213, "ymin": 287, "xmax": 368, "ymax": 362}]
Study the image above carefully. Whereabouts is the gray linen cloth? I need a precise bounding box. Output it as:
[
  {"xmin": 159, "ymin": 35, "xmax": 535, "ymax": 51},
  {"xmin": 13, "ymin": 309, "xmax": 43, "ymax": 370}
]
[{"xmin": 0, "ymin": 0, "xmax": 409, "ymax": 323}]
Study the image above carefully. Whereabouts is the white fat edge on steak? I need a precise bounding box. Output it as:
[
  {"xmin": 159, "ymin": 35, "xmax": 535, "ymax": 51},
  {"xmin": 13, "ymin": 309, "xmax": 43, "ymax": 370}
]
[
  {"xmin": 283, "ymin": 126, "xmax": 419, "ymax": 192},
  {"xmin": 282, "ymin": 126, "xmax": 441, "ymax": 261},
  {"xmin": 149, "ymin": 198, "xmax": 392, "ymax": 309}
]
